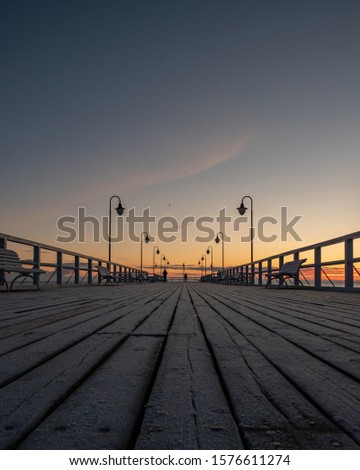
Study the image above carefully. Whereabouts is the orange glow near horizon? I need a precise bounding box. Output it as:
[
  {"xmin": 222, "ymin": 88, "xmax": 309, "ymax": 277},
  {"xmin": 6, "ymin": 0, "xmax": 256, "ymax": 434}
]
[{"xmin": 6, "ymin": 232, "xmax": 360, "ymax": 283}]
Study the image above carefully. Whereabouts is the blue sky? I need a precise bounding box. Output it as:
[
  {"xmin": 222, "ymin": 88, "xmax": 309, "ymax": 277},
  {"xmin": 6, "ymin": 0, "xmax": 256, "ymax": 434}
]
[{"xmin": 1, "ymin": 0, "xmax": 359, "ymax": 268}]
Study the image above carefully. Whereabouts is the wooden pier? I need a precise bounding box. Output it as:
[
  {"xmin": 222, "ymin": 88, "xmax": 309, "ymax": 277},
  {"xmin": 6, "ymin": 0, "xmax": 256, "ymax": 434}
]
[{"xmin": 0, "ymin": 284, "xmax": 359, "ymax": 450}]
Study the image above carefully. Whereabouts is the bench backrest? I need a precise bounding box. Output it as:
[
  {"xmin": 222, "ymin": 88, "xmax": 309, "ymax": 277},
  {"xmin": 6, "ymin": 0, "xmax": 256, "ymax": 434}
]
[
  {"xmin": 279, "ymin": 259, "xmax": 307, "ymax": 275},
  {"xmin": 0, "ymin": 249, "xmax": 22, "ymax": 267},
  {"xmin": 97, "ymin": 266, "xmax": 111, "ymax": 276}
]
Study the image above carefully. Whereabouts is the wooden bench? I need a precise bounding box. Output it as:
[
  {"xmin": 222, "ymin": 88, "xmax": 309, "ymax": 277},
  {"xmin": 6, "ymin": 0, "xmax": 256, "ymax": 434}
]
[
  {"xmin": 129, "ymin": 272, "xmax": 148, "ymax": 283},
  {"xmin": 97, "ymin": 267, "xmax": 117, "ymax": 285},
  {"xmin": 138, "ymin": 273, "xmax": 148, "ymax": 282},
  {"xmin": 227, "ymin": 271, "xmax": 251, "ymax": 284},
  {"xmin": 266, "ymin": 259, "xmax": 307, "ymax": 288},
  {"xmin": 0, "ymin": 248, "xmax": 46, "ymax": 291},
  {"xmin": 216, "ymin": 273, "xmax": 230, "ymax": 284}
]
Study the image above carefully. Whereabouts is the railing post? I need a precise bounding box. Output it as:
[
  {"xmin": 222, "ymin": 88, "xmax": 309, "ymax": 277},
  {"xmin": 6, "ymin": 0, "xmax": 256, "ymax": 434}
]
[
  {"xmin": 57, "ymin": 251, "xmax": 62, "ymax": 285},
  {"xmin": 33, "ymin": 246, "xmax": 40, "ymax": 286},
  {"xmin": 267, "ymin": 259, "xmax": 272, "ymax": 286},
  {"xmin": 314, "ymin": 247, "xmax": 321, "ymax": 288},
  {"xmin": 293, "ymin": 252, "xmax": 300, "ymax": 286},
  {"xmin": 88, "ymin": 259, "xmax": 92, "ymax": 284},
  {"xmin": 258, "ymin": 262, "xmax": 262, "ymax": 286},
  {"xmin": 345, "ymin": 238, "xmax": 354, "ymax": 289},
  {"xmin": 74, "ymin": 256, "xmax": 80, "ymax": 284},
  {"xmin": 0, "ymin": 237, "xmax": 6, "ymax": 286},
  {"xmin": 98, "ymin": 261, "xmax": 101, "ymax": 284},
  {"xmin": 278, "ymin": 256, "xmax": 284, "ymax": 286},
  {"xmin": 251, "ymin": 263, "xmax": 255, "ymax": 285}
]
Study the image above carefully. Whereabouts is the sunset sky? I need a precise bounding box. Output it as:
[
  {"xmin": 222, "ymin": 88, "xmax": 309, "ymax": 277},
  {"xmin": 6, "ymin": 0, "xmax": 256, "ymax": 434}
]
[{"xmin": 1, "ymin": 0, "xmax": 359, "ymax": 273}]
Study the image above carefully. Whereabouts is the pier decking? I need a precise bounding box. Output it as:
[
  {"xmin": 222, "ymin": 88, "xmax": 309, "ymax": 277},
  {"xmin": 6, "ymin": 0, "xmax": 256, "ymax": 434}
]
[{"xmin": 1, "ymin": 284, "xmax": 359, "ymax": 450}]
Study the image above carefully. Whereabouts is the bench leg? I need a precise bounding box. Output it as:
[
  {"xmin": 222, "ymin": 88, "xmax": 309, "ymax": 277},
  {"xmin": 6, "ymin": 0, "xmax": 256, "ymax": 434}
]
[
  {"xmin": 287, "ymin": 276, "xmax": 304, "ymax": 288},
  {"xmin": 10, "ymin": 274, "xmax": 40, "ymax": 291},
  {"xmin": 266, "ymin": 275, "xmax": 275, "ymax": 288},
  {"xmin": 266, "ymin": 275, "xmax": 284, "ymax": 288}
]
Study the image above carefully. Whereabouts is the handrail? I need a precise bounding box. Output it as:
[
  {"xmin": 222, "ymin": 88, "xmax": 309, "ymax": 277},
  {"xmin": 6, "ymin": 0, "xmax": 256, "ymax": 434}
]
[
  {"xmin": 0, "ymin": 233, "xmax": 147, "ymax": 287},
  {"xmin": 212, "ymin": 231, "xmax": 360, "ymax": 291},
  {"xmin": 252, "ymin": 231, "xmax": 360, "ymax": 263}
]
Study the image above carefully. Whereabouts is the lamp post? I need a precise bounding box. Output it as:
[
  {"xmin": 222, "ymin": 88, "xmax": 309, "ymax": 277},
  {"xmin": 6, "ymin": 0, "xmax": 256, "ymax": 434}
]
[
  {"xmin": 153, "ymin": 246, "xmax": 160, "ymax": 275},
  {"xmin": 108, "ymin": 195, "xmax": 125, "ymax": 263},
  {"xmin": 140, "ymin": 232, "xmax": 150, "ymax": 273},
  {"xmin": 160, "ymin": 253, "xmax": 166, "ymax": 274},
  {"xmin": 201, "ymin": 254, "xmax": 207, "ymax": 277},
  {"xmin": 206, "ymin": 246, "xmax": 213, "ymax": 277},
  {"xmin": 198, "ymin": 259, "xmax": 203, "ymax": 277},
  {"xmin": 215, "ymin": 232, "xmax": 225, "ymax": 271},
  {"xmin": 237, "ymin": 196, "xmax": 254, "ymax": 263}
]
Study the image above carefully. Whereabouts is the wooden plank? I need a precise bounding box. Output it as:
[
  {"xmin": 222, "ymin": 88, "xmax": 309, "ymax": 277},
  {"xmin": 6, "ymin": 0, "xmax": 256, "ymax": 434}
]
[
  {"xmin": 211, "ymin": 288, "xmax": 360, "ymax": 354},
  {"xmin": 0, "ymin": 285, "xmax": 164, "ymax": 322},
  {"xmin": 1, "ymin": 283, "xmax": 359, "ymax": 450},
  {"xmin": 131, "ymin": 287, "xmax": 181, "ymax": 336},
  {"xmin": 194, "ymin": 287, "xmax": 360, "ymax": 447},
  {"xmin": 0, "ymin": 289, "xmax": 177, "ymax": 385},
  {"xmin": 0, "ymin": 289, "xmax": 165, "ymax": 354},
  {"xmin": 0, "ymin": 332, "xmax": 128, "ymax": 449},
  {"xmin": 199, "ymin": 287, "xmax": 360, "ymax": 380},
  {"xmin": 1, "ymin": 288, "xmax": 181, "ymax": 449},
  {"xmin": 224, "ymin": 290, "xmax": 360, "ymax": 354},
  {"xmin": 135, "ymin": 287, "xmax": 243, "ymax": 450},
  {"xmin": 189, "ymin": 287, "xmax": 360, "ymax": 449},
  {"xmin": 17, "ymin": 337, "xmax": 166, "ymax": 450},
  {"xmin": 17, "ymin": 287, "xmax": 182, "ymax": 450},
  {"xmin": 237, "ymin": 290, "xmax": 360, "ymax": 325}
]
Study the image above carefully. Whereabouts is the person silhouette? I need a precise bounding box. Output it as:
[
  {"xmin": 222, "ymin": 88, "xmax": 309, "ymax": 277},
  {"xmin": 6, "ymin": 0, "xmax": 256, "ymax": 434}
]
[
  {"xmin": 162, "ymin": 269, "xmax": 168, "ymax": 282},
  {"xmin": 184, "ymin": 273, "xmax": 188, "ymax": 282}
]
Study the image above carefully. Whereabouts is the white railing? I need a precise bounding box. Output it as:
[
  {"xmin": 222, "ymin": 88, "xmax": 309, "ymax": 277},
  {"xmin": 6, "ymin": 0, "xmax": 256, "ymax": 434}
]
[
  {"xmin": 203, "ymin": 231, "xmax": 360, "ymax": 291},
  {"xmin": 0, "ymin": 233, "xmax": 147, "ymax": 287}
]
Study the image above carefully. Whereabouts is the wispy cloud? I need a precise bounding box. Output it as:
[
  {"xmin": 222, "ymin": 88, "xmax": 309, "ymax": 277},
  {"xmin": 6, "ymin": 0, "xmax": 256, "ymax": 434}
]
[{"xmin": 111, "ymin": 137, "xmax": 247, "ymax": 191}]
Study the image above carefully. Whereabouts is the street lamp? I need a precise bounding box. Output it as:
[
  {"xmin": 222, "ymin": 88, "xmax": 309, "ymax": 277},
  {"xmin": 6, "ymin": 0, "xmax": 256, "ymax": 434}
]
[
  {"xmin": 215, "ymin": 232, "xmax": 225, "ymax": 271},
  {"xmin": 201, "ymin": 254, "xmax": 207, "ymax": 276},
  {"xmin": 206, "ymin": 246, "xmax": 213, "ymax": 276},
  {"xmin": 198, "ymin": 259, "xmax": 203, "ymax": 277},
  {"xmin": 140, "ymin": 231, "xmax": 150, "ymax": 272},
  {"xmin": 237, "ymin": 195, "xmax": 254, "ymax": 263},
  {"xmin": 153, "ymin": 246, "xmax": 160, "ymax": 275},
  {"xmin": 108, "ymin": 195, "xmax": 125, "ymax": 262},
  {"xmin": 160, "ymin": 253, "xmax": 166, "ymax": 274}
]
